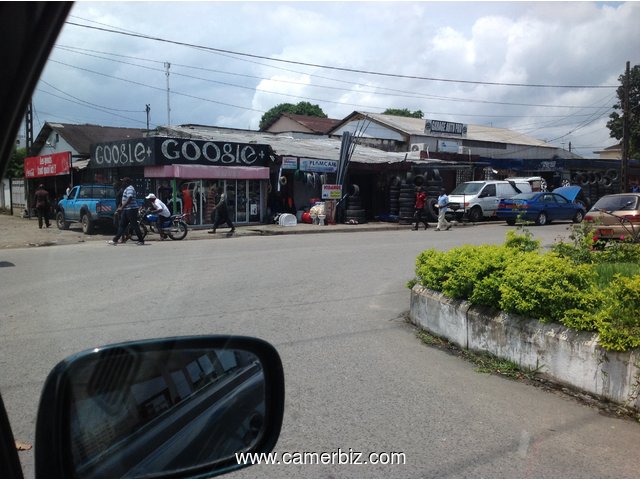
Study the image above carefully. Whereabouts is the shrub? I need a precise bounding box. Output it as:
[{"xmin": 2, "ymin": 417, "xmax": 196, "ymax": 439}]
[
  {"xmin": 551, "ymin": 222, "xmax": 598, "ymax": 264},
  {"xmin": 504, "ymin": 228, "xmax": 540, "ymax": 253},
  {"xmin": 415, "ymin": 249, "xmax": 449, "ymax": 291},
  {"xmin": 596, "ymin": 276, "xmax": 640, "ymax": 351},
  {"xmin": 498, "ymin": 252, "xmax": 597, "ymax": 323}
]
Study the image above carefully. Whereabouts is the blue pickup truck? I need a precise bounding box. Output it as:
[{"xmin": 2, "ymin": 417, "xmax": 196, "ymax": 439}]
[{"xmin": 56, "ymin": 184, "xmax": 118, "ymax": 234}]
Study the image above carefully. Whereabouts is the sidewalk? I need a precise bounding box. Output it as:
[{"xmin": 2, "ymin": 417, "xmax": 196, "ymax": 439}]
[{"xmin": 0, "ymin": 213, "xmax": 418, "ymax": 249}]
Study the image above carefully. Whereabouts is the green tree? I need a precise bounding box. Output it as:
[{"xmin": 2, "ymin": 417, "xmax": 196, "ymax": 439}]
[
  {"xmin": 6, "ymin": 146, "xmax": 26, "ymax": 178},
  {"xmin": 606, "ymin": 64, "xmax": 640, "ymax": 159},
  {"xmin": 259, "ymin": 101, "xmax": 327, "ymax": 130},
  {"xmin": 382, "ymin": 108, "xmax": 424, "ymax": 119}
]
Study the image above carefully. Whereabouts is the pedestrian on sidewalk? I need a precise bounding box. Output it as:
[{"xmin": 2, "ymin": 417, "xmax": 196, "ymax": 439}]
[
  {"xmin": 34, "ymin": 184, "xmax": 51, "ymax": 229},
  {"xmin": 436, "ymin": 188, "xmax": 452, "ymax": 231},
  {"xmin": 208, "ymin": 187, "xmax": 235, "ymax": 234},
  {"xmin": 108, "ymin": 177, "xmax": 145, "ymax": 245},
  {"xmin": 412, "ymin": 186, "xmax": 429, "ymax": 230}
]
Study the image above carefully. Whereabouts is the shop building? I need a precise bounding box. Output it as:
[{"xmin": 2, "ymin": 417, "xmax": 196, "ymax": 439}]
[{"xmin": 15, "ymin": 123, "xmax": 145, "ymax": 215}]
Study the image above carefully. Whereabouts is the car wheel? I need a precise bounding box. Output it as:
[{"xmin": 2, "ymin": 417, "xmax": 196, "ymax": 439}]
[
  {"xmin": 468, "ymin": 207, "xmax": 483, "ymax": 223},
  {"xmin": 573, "ymin": 210, "xmax": 584, "ymax": 223},
  {"xmin": 81, "ymin": 213, "xmax": 94, "ymax": 234},
  {"xmin": 536, "ymin": 212, "xmax": 548, "ymax": 226},
  {"xmin": 56, "ymin": 211, "xmax": 70, "ymax": 230},
  {"xmin": 506, "ymin": 219, "xmax": 516, "ymax": 226}
]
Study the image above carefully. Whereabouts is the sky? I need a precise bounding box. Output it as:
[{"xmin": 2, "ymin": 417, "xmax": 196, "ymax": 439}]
[{"xmin": 27, "ymin": 1, "xmax": 640, "ymax": 158}]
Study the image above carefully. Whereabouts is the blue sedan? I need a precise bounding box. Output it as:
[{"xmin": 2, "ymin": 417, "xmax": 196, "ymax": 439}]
[{"xmin": 496, "ymin": 186, "xmax": 586, "ymax": 226}]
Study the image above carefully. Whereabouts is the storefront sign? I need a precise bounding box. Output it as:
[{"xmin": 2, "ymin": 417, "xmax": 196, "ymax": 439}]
[
  {"xmin": 425, "ymin": 119, "xmax": 467, "ymax": 136},
  {"xmin": 282, "ymin": 157, "xmax": 298, "ymax": 170},
  {"xmin": 300, "ymin": 159, "xmax": 338, "ymax": 173},
  {"xmin": 24, "ymin": 151, "xmax": 71, "ymax": 178},
  {"xmin": 437, "ymin": 139, "xmax": 461, "ymax": 153},
  {"xmin": 91, "ymin": 137, "xmax": 272, "ymax": 169},
  {"xmin": 322, "ymin": 184, "xmax": 342, "ymax": 199},
  {"xmin": 92, "ymin": 138, "xmax": 152, "ymax": 167}
]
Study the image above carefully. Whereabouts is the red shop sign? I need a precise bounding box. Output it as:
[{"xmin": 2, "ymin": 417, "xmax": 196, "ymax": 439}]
[{"xmin": 24, "ymin": 151, "xmax": 71, "ymax": 178}]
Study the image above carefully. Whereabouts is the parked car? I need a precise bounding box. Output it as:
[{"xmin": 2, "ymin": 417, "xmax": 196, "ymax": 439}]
[
  {"xmin": 447, "ymin": 180, "xmax": 532, "ymax": 222},
  {"xmin": 584, "ymin": 193, "xmax": 640, "ymax": 243},
  {"xmin": 496, "ymin": 186, "xmax": 586, "ymax": 226},
  {"xmin": 56, "ymin": 184, "xmax": 117, "ymax": 234}
]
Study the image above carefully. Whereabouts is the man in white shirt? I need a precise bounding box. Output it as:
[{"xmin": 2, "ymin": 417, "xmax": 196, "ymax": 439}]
[
  {"xmin": 436, "ymin": 188, "xmax": 452, "ymax": 231},
  {"xmin": 146, "ymin": 193, "xmax": 171, "ymax": 238}
]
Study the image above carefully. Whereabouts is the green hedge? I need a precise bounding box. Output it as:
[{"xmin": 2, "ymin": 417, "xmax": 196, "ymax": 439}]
[{"xmin": 412, "ymin": 229, "xmax": 640, "ymax": 352}]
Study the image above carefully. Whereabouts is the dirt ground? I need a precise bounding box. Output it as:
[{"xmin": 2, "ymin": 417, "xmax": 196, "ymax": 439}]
[{"xmin": 0, "ymin": 212, "xmax": 102, "ymax": 249}]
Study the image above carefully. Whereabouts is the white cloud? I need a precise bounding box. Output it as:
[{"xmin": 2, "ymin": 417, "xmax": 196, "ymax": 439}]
[{"xmin": 31, "ymin": 1, "xmax": 640, "ymax": 157}]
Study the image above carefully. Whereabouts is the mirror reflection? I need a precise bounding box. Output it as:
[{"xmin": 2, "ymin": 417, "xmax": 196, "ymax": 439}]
[{"xmin": 66, "ymin": 346, "xmax": 266, "ymax": 478}]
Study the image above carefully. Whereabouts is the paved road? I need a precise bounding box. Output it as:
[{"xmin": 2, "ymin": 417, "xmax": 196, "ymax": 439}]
[{"xmin": 1, "ymin": 223, "xmax": 639, "ymax": 478}]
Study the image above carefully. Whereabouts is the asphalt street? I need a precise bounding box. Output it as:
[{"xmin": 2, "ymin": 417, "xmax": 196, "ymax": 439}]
[{"xmin": 1, "ymin": 221, "xmax": 639, "ymax": 478}]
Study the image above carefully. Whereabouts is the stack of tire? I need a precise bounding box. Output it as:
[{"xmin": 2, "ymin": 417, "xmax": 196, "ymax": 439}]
[
  {"xmin": 398, "ymin": 181, "xmax": 416, "ymax": 225},
  {"xmin": 343, "ymin": 184, "xmax": 367, "ymax": 224},
  {"xmin": 572, "ymin": 169, "xmax": 619, "ymax": 207},
  {"xmin": 389, "ymin": 180, "xmax": 400, "ymax": 216}
]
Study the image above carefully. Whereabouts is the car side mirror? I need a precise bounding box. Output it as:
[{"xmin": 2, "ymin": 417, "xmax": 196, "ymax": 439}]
[{"xmin": 35, "ymin": 336, "xmax": 285, "ymax": 479}]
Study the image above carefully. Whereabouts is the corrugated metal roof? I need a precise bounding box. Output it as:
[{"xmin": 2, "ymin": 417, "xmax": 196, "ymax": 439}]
[
  {"xmin": 336, "ymin": 112, "xmax": 553, "ymax": 148},
  {"xmin": 161, "ymin": 125, "xmax": 420, "ymax": 165}
]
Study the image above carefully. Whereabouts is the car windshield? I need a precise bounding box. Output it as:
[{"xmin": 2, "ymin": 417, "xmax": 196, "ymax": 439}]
[
  {"xmin": 450, "ymin": 183, "xmax": 483, "ymax": 195},
  {"xmin": 4, "ymin": 2, "xmax": 640, "ymax": 480},
  {"xmin": 591, "ymin": 195, "xmax": 639, "ymax": 211}
]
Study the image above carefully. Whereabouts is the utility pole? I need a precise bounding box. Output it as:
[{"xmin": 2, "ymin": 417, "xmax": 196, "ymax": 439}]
[
  {"xmin": 25, "ymin": 102, "xmax": 34, "ymax": 218},
  {"xmin": 621, "ymin": 61, "xmax": 631, "ymax": 193},
  {"xmin": 164, "ymin": 62, "xmax": 171, "ymax": 126},
  {"xmin": 145, "ymin": 104, "xmax": 151, "ymax": 133}
]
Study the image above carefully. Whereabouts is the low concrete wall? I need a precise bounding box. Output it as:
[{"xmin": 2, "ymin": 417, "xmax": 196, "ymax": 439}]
[{"xmin": 410, "ymin": 285, "xmax": 640, "ymax": 411}]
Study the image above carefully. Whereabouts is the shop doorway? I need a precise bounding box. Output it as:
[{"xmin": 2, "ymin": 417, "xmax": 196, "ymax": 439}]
[{"xmin": 174, "ymin": 179, "xmax": 262, "ymax": 226}]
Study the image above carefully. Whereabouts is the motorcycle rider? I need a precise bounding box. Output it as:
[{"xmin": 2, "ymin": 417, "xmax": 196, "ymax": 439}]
[{"xmin": 145, "ymin": 193, "xmax": 171, "ymax": 239}]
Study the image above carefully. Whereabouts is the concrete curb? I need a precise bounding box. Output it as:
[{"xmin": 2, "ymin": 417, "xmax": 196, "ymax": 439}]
[{"xmin": 410, "ymin": 285, "xmax": 640, "ymax": 412}]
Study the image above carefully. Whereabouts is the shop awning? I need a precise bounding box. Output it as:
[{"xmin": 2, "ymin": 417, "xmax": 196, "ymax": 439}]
[{"xmin": 144, "ymin": 164, "xmax": 270, "ymax": 180}]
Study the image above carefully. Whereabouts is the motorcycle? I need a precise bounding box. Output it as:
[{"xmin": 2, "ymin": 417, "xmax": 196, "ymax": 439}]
[{"xmin": 137, "ymin": 208, "xmax": 189, "ymax": 241}]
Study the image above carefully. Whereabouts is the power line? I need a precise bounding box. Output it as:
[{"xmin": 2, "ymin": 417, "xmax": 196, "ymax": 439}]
[
  {"xmin": 55, "ymin": 44, "xmax": 611, "ymax": 112},
  {"xmin": 48, "ymin": 59, "xmax": 267, "ymax": 114},
  {"xmin": 40, "ymin": 80, "xmax": 144, "ymax": 113},
  {"xmin": 64, "ymin": 21, "xmax": 618, "ymax": 90}
]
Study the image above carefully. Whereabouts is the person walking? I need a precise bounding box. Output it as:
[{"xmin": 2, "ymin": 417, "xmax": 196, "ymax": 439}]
[
  {"xmin": 108, "ymin": 177, "xmax": 145, "ymax": 245},
  {"xmin": 436, "ymin": 188, "xmax": 452, "ymax": 231},
  {"xmin": 412, "ymin": 186, "xmax": 429, "ymax": 230},
  {"xmin": 208, "ymin": 188, "xmax": 235, "ymax": 234},
  {"xmin": 34, "ymin": 184, "xmax": 51, "ymax": 229}
]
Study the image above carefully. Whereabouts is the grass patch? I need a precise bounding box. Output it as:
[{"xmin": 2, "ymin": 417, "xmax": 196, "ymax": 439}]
[{"xmin": 594, "ymin": 263, "xmax": 640, "ymax": 288}]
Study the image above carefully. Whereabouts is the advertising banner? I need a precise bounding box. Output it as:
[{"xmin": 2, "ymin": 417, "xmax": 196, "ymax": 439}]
[
  {"xmin": 24, "ymin": 151, "xmax": 71, "ymax": 178},
  {"xmin": 300, "ymin": 158, "xmax": 338, "ymax": 173},
  {"xmin": 322, "ymin": 184, "xmax": 342, "ymax": 199},
  {"xmin": 91, "ymin": 137, "xmax": 272, "ymax": 169},
  {"xmin": 281, "ymin": 156, "xmax": 298, "ymax": 170},
  {"xmin": 425, "ymin": 119, "xmax": 467, "ymax": 136}
]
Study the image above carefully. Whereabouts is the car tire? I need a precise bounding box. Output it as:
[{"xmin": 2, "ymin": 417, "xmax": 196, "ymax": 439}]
[
  {"xmin": 573, "ymin": 210, "xmax": 584, "ymax": 223},
  {"xmin": 81, "ymin": 213, "xmax": 94, "ymax": 234},
  {"xmin": 536, "ymin": 212, "xmax": 548, "ymax": 226},
  {"xmin": 56, "ymin": 211, "xmax": 70, "ymax": 230},
  {"xmin": 468, "ymin": 207, "xmax": 483, "ymax": 223},
  {"xmin": 506, "ymin": 219, "xmax": 516, "ymax": 226}
]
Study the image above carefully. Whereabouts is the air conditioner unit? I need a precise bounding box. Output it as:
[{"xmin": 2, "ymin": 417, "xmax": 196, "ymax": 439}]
[{"xmin": 410, "ymin": 143, "xmax": 427, "ymax": 152}]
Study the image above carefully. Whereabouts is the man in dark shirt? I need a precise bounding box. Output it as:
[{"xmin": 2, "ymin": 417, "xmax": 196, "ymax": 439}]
[{"xmin": 34, "ymin": 184, "xmax": 51, "ymax": 229}]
